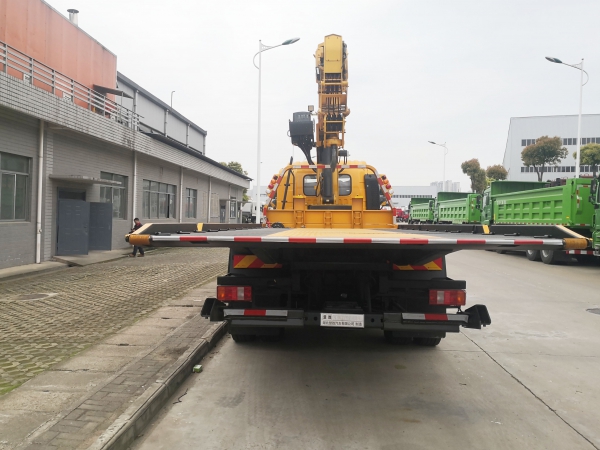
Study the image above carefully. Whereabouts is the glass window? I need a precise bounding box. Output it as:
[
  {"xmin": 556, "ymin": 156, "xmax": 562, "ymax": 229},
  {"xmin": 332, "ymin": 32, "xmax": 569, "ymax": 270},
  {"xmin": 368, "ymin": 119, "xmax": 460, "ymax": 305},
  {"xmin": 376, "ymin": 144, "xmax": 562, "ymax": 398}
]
[
  {"xmin": 1, "ymin": 173, "xmax": 16, "ymax": 220},
  {"xmin": 0, "ymin": 153, "xmax": 29, "ymax": 173},
  {"xmin": 230, "ymin": 199, "xmax": 236, "ymax": 219},
  {"xmin": 562, "ymin": 138, "xmax": 567, "ymax": 145},
  {"xmin": 521, "ymin": 139, "xmax": 526, "ymax": 146},
  {"xmin": 303, "ymin": 175, "xmax": 317, "ymax": 196},
  {"xmin": 338, "ymin": 174, "xmax": 351, "ymax": 196},
  {"xmin": 99, "ymin": 172, "xmax": 127, "ymax": 219},
  {"xmin": 0, "ymin": 152, "xmax": 30, "ymax": 221},
  {"xmin": 185, "ymin": 188, "xmax": 197, "ymax": 218},
  {"xmin": 143, "ymin": 179, "xmax": 177, "ymax": 219},
  {"xmin": 521, "ymin": 167, "xmax": 524, "ymax": 172}
]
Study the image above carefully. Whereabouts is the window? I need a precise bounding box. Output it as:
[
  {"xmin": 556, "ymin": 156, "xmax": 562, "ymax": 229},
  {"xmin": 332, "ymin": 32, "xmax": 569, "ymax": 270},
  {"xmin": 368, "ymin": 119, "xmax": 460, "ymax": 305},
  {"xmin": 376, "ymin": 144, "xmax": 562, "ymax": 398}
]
[
  {"xmin": 563, "ymin": 138, "xmax": 567, "ymax": 145},
  {"xmin": 230, "ymin": 198, "xmax": 237, "ymax": 219},
  {"xmin": 521, "ymin": 167, "xmax": 525, "ymax": 172},
  {"xmin": 0, "ymin": 152, "xmax": 30, "ymax": 221},
  {"xmin": 210, "ymin": 193, "xmax": 219, "ymax": 219},
  {"xmin": 521, "ymin": 139, "xmax": 526, "ymax": 146},
  {"xmin": 142, "ymin": 179, "xmax": 176, "ymax": 219},
  {"xmin": 185, "ymin": 188, "xmax": 197, "ymax": 218},
  {"xmin": 338, "ymin": 174, "xmax": 351, "ymax": 196},
  {"xmin": 100, "ymin": 172, "xmax": 127, "ymax": 219},
  {"xmin": 303, "ymin": 175, "xmax": 317, "ymax": 196}
]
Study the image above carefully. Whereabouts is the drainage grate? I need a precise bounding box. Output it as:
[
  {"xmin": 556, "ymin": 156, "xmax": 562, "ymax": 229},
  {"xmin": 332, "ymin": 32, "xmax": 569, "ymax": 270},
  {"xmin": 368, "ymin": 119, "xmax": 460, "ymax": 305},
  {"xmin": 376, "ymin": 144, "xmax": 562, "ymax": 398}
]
[{"xmin": 587, "ymin": 308, "xmax": 600, "ymax": 315}]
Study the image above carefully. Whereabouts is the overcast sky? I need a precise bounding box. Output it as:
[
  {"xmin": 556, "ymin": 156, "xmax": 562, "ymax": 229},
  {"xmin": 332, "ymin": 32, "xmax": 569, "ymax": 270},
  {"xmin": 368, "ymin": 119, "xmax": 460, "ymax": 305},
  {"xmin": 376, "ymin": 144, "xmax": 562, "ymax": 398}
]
[{"xmin": 48, "ymin": 0, "xmax": 600, "ymax": 190}]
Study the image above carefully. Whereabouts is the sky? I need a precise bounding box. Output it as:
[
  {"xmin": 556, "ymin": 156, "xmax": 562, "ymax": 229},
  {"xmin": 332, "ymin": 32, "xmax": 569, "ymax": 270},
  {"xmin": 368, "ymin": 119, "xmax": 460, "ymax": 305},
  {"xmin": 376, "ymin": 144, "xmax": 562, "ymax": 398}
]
[{"xmin": 47, "ymin": 0, "xmax": 600, "ymax": 191}]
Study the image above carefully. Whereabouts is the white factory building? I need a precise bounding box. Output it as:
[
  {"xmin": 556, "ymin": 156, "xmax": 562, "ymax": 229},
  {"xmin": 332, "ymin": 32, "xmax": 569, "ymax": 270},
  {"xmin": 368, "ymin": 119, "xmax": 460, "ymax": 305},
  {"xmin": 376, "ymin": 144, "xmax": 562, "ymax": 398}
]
[
  {"xmin": 390, "ymin": 181, "xmax": 460, "ymax": 209},
  {"xmin": 503, "ymin": 114, "xmax": 600, "ymax": 181}
]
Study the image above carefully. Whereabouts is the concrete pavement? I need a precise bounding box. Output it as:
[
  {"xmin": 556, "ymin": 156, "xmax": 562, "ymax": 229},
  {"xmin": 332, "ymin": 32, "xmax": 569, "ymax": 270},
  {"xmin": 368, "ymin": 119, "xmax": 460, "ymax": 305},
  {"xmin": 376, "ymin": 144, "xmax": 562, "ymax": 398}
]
[
  {"xmin": 0, "ymin": 247, "xmax": 229, "ymax": 449},
  {"xmin": 132, "ymin": 250, "xmax": 600, "ymax": 450}
]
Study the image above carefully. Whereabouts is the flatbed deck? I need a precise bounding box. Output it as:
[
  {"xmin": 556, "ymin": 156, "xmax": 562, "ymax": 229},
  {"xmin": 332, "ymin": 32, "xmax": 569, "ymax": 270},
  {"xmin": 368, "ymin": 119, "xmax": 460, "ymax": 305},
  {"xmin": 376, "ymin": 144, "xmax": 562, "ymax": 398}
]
[{"xmin": 128, "ymin": 224, "xmax": 587, "ymax": 252}]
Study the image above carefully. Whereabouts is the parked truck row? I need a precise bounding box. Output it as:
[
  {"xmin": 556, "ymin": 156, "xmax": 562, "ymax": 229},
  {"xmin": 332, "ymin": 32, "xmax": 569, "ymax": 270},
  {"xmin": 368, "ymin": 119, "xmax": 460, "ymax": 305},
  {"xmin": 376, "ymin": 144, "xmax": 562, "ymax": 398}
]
[{"xmin": 406, "ymin": 178, "xmax": 600, "ymax": 264}]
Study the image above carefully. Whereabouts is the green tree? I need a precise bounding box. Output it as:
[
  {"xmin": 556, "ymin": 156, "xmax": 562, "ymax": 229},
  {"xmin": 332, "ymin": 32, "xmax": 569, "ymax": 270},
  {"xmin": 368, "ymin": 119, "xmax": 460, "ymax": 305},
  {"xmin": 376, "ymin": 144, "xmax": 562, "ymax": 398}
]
[
  {"xmin": 521, "ymin": 136, "xmax": 567, "ymax": 181},
  {"xmin": 220, "ymin": 161, "xmax": 250, "ymax": 202},
  {"xmin": 461, "ymin": 158, "xmax": 487, "ymax": 193},
  {"xmin": 486, "ymin": 164, "xmax": 508, "ymax": 181},
  {"xmin": 573, "ymin": 143, "xmax": 600, "ymax": 177}
]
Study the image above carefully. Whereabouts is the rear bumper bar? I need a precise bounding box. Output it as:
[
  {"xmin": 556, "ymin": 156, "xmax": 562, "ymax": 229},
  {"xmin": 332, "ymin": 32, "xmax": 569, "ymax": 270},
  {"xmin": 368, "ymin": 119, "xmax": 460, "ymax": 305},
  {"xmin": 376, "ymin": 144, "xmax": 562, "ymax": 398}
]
[{"xmin": 201, "ymin": 299, "xmax": 490, "ymax": 332}]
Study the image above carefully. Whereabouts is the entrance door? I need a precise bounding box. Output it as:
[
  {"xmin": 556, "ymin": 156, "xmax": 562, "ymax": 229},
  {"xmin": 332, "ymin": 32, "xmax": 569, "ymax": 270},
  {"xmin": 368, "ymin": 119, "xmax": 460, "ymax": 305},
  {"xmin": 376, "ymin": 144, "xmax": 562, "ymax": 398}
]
[
  {"xmin": 89, "ymin": 202, "xmax": 113, "ymax": 251},
  {"xmin": 56, "ymin": 199, "xmax": 90, "ymax": 255}
]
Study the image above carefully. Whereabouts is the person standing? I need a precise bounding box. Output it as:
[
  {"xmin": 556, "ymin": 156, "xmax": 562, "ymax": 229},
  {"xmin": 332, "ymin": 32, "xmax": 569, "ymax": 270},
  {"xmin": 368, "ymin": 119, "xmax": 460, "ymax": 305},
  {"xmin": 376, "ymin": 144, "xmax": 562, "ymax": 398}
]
[{"xmin": 129, "ymin": 218, "xmax": 145, "ymax": 257}]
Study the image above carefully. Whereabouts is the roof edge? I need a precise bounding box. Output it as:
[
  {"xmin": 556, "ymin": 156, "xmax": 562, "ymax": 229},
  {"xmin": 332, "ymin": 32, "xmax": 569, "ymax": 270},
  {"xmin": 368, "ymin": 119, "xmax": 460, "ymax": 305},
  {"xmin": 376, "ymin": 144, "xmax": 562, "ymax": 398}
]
[
  {"xmin": 117, "ymin": 72, "xmax": 207, "ymax": 136},
  {"xmin": 142, "ymin": 132, "xmax": 252, "ymax": 182}
]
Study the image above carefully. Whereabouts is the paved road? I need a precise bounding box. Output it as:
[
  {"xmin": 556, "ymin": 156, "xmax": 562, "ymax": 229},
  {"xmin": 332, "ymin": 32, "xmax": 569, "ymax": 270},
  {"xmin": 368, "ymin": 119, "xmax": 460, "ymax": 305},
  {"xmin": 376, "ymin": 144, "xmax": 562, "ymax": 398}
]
[
  {"xmin": 0, "ymin": 247, "xmax": 228, "ymax": 395},
  {"xmin": 134, "ymin": 250, "xmax": 600, "ymax": 450}
]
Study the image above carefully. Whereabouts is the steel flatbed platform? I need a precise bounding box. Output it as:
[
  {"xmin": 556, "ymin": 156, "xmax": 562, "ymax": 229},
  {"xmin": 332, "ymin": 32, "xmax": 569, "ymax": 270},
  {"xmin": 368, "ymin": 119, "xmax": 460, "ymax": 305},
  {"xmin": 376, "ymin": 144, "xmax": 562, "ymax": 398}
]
[{"xmin": 128, "ymin": 223, "xmax": 587, "ymax": 252}]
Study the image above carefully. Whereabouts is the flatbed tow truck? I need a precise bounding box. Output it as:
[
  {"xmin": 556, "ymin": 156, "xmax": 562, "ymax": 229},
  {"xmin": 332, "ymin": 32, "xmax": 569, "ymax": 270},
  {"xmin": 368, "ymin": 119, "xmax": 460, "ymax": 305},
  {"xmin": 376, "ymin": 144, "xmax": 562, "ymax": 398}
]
[{"xmin": 127, "ymin": 35, "xmax": 587, "ymax": 346}]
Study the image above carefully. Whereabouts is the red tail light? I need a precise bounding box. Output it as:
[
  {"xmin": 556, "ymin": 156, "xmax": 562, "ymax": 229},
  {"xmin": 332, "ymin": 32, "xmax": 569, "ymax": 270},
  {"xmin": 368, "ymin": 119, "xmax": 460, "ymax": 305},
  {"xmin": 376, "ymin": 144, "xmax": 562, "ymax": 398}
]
[
  {"xmin": 217, "ymin": 286, "xmax": 252, "ymax": 301},
  {"xmin": 429, "ymin": 289, "xmax": 466, "ymax": 306}
]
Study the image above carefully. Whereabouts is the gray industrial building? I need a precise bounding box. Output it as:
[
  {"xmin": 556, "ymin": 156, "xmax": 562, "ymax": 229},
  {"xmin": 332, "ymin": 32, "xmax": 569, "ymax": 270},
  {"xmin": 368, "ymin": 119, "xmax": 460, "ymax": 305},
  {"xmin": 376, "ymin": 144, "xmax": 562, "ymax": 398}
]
[
  {"xmin": 0, "ymin": 4, "xmax": 250, "ymax": 270},
  {"xmin": 503, "ymin": 114, "xmax": 600, "ymax": 181}
]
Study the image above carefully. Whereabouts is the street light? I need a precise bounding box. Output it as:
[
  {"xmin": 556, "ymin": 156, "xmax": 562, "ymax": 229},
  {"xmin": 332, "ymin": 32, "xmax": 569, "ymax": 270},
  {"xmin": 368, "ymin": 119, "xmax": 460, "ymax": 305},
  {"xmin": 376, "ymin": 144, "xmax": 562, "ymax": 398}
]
[
  {"xmin": 545, "ymin": 56, "xmax": 589, "ymax": 178},
  {"xmin": 428, "ymin": 141, "xmax": 449, "ymax": 191},
  {"xmin": 253, "ymin": 37, "xmax": 300, "ymax": 223}
]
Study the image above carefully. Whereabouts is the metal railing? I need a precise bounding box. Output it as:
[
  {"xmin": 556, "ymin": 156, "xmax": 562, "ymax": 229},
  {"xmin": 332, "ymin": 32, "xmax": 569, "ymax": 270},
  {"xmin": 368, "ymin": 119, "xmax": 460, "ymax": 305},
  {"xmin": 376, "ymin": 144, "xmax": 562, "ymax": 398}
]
[{"xmin": 0, "ymin": 39, "xmax": 140, "ymax": 129}]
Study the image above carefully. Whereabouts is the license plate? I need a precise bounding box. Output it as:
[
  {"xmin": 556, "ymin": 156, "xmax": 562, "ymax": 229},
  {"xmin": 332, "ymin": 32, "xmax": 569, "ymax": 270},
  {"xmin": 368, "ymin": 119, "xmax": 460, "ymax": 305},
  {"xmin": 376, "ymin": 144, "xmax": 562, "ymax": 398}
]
[{"xmin": 320, "ymin": 313, "xmax": 364, "ymax": 328}]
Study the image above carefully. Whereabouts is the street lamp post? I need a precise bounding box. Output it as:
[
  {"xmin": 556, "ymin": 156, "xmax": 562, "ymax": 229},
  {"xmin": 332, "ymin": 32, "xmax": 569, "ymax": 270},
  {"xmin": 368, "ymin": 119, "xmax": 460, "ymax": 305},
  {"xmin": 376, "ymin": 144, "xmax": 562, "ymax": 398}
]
[
  {"xmin": 428, "ymin": 141, "xmax": 449, "ymax": 191},
  {"xmin": 253, "ymin": 37, "xmax": 300, "ymax": 224},
  {"xmin": 545, "ymin": 56, "xmax": 589, "ymax": 179},
  {"xmin": 170, "ymin": 91, "xmax": 175, "ymax": 109}
]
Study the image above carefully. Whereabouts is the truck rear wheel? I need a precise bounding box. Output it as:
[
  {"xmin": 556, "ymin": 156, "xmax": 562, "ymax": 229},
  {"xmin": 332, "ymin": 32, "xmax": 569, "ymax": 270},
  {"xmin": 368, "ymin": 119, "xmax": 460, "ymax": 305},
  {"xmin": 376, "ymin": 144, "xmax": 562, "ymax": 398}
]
[
  {"xmin": 413, "ymin": 337, "xmax": 442, "ymax": 347},
  {"xmin": 231, "ymin": 333, "xmax": 256, "ymax": 343},
  {"xmin": 540, "ymin": 249, "xmax": 558, "ymax": 265},
  {"xmin": 384, "ymin": 331, "xmax": 412, "ymax": 345},
  {"xmin": 526, "ymin": 250, "xmax": 541, "ymax": 261}
]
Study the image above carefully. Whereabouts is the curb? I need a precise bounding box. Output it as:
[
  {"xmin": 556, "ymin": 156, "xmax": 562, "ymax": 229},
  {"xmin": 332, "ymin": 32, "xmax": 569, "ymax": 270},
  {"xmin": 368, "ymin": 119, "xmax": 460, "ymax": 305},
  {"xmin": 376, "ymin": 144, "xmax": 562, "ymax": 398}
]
[
  {"xmin": 88, "ymin": 321, "xmax": 228, "ymax": 450},
  {"xmin": 0, "ymin": 264, "xmax": 67, "ymax": 283}
]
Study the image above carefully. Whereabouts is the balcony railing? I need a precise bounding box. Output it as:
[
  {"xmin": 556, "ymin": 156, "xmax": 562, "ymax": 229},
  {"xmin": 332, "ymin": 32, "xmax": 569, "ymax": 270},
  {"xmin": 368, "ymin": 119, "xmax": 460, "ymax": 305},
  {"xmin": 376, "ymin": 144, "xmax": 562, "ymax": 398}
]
[{"xmin": 0, "ymin": 39, "xmax": 140, "ymax": 129}]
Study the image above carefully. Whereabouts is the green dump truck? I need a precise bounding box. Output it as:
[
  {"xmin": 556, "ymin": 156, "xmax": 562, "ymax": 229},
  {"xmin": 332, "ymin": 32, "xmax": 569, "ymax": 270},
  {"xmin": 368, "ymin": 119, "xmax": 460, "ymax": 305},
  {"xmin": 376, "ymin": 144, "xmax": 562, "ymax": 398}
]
[
  {"xmin": 483, "ymin": 179, "xmax": 594, "ymax": 263},
  {"xmin": 436, "ymin": 192, "xmax": 482, "ymax": 224},
  {"xmin": 408, "ymin": 198, "xmax": 434, "ymax": 223}
]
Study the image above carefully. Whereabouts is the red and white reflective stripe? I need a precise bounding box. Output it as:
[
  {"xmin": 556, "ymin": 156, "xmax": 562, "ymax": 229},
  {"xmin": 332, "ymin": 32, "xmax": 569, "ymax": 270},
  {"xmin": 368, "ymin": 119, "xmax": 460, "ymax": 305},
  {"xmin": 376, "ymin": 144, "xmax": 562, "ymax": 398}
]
[
  {"xmin": 291, "ymin": 164, "xmax": 368, "ymax": 169},
  {"xmin": 150, "ymin": 234, "xmax": 564, "ymax": 247},
  {"xmin": 566, "ymin": 250, "xmax": 593, "ymax": 255},
  {"xmin": 292, "ymin": 164, "xmax": 329, "ymax": 169},
  {"xmin": 402, "ymin": 313, "xmax": 468, "ymax": 323},
  {"xmin": 224, "ymin": 309, "xmax": 288, "ymax": 317}
]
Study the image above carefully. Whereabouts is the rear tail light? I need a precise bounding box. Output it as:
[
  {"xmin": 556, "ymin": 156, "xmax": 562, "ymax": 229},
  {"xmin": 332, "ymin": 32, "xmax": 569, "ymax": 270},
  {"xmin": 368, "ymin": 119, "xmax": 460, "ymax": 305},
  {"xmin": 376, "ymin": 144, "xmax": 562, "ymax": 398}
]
[
  {"xmin": 217, "ymin": 286, "xmax": 252, "ymax": 301},
  {"xmin": 429, "ymin": 289, "xmax": 466, "ymax": 306}
]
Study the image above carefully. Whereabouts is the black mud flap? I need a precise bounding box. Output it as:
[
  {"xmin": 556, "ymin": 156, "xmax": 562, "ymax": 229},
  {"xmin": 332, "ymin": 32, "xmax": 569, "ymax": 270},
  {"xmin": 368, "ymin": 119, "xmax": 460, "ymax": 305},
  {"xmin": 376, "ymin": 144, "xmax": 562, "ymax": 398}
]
[
  {"xmin": 464, "ymin": 305, "xmax": 491, "ymax": 329},
  {"xmin": 200, "ymin": 297, "xmax": 226, "ymax": 322}
]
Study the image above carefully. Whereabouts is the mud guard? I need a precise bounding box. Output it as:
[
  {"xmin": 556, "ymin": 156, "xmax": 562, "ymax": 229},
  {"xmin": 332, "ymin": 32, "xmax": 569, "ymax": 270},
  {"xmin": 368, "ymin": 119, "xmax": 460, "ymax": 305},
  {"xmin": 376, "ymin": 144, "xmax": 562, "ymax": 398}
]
[{"xmin": 464, "ymin": 305, "xmax": 491, "ymax": 329}]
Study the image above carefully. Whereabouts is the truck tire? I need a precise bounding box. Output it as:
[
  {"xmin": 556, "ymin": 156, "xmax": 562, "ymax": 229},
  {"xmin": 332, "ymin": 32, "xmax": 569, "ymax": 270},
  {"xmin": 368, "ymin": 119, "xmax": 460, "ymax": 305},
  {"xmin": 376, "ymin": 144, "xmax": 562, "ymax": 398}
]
[
  {"xmin": 413, "ymin": 337, "xmax": 442, "ymax": 347},
  {"xmin": 231, "ymin": 333, "xmax": 256, "ymax": 343},
  {"xmin": 526, "ymin": 250, "xmax": 541, "ymax": 261},
  {"xmin": 384, "ymin": 331, "xmax": 412, "ymax": 345},
  {"xmin": 540, "ymin": 249, "xmax": 558, "ymax": 265}
]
